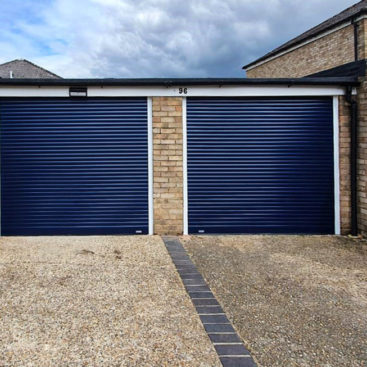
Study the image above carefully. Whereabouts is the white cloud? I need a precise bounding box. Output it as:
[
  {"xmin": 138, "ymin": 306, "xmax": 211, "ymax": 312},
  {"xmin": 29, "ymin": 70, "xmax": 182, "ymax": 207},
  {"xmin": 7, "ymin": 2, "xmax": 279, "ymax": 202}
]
[{"xmin": 0, "ymin": 0, "xmax": 358, "ymax": 78}]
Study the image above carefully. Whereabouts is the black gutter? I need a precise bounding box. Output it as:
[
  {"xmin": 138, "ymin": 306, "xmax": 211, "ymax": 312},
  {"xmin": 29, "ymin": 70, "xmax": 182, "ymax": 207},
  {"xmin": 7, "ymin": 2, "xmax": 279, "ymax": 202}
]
[
  {"xmin": 0, "ymin": 77, "xmax": 360, "ymax": 87},
  {"xmin": 346, "ymin": 86, "xmax": 358, "ymax": 236}
]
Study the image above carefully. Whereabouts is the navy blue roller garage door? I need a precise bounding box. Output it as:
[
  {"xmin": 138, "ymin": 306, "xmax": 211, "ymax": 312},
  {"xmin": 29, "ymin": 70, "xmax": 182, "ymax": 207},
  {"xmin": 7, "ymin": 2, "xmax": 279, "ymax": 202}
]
[
  {"xmin": 0, "ymin": 98, "xmax": 149, "ymax": 235},
  {"xmin": 187, "ymin": 97, "xmax": 335, "ymax": 234}
]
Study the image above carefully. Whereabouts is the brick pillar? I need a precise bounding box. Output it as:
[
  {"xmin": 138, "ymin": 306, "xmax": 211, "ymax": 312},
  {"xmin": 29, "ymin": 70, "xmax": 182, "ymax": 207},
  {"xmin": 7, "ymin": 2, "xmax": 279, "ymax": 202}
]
[
  {"xmin": 152, "ymin": 97, "xmax": 183, "ymax": 235},
  {"xmin": 357, "ymin": 78, "xmax": 367, "ymax": 235},
  {"xmin": 339, "ymin": 96, "xmax": 352, "ymax": 234},
  {"xmin": 357, "ymin": 18, "xmax": 367, "ymax": 61}
]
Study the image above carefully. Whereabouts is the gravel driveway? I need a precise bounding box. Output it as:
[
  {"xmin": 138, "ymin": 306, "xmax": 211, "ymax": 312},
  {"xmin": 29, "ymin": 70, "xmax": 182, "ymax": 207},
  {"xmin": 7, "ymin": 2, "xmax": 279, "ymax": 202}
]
[
  {"xmin": 182, "ymin": 235, "xmax": 367, "ymax": 367},
  {"xmin": 0, "ymin": 236, "xmax": 221, "ymax": 367}
]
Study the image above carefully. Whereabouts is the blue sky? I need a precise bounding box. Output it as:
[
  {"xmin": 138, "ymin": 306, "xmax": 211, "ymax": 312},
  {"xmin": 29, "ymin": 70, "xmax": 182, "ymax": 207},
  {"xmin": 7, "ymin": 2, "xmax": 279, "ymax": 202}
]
[{"xmin": 0, "ymin": 0, "xmax": 358, "ymax": 78}]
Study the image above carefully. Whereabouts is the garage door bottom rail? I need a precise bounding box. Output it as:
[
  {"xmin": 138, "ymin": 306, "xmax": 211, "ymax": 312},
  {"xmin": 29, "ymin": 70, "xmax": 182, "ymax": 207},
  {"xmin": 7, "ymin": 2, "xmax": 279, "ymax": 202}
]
[
  {"xmin": 1, "ymin": 227, "xmax": 148, "ymax": 236},
  {"xmin": 162, "ymin": 236, "xmax": 257, "ymax": 367}
]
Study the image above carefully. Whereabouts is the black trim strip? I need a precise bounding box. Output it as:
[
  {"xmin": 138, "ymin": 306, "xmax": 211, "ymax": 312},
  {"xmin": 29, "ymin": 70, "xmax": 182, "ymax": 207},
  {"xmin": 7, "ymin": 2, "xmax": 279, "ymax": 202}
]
[
  {"xmin": 163, "ymin": 236, "xmax": 257, "ymax": 367},
  {"xmin": 0, "ymin": 77, "xmax": 359, "ymax": 87}
]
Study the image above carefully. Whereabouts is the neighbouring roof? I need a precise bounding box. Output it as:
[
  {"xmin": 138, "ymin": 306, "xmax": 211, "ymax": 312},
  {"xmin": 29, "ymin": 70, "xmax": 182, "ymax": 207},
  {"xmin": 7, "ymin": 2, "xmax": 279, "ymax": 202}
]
[
  {"xmin": 243, "ymin": 0, "xmax": 367, "ymax": 70},
  {"xmin": 0, "ymin": 77, "xmax": 359, "ymax": 87},
  {"xmin": 0, "ymin": 59, "xmax": 61, "ymax": 79},
  {"xmin": 306, "ymin": 59, "xmax": 367, "ymax": 78}
]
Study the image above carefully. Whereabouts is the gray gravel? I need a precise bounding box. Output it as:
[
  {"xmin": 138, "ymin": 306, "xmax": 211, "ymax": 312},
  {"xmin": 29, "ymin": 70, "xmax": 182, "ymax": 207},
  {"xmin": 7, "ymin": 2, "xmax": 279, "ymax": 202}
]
[
  {"xmin": 182, "ymin": 235, "xmax": 367, "ymax": 367},
  {"xmin": 0, "ymin": 236, "xmax": 221, "ymax": 367}
]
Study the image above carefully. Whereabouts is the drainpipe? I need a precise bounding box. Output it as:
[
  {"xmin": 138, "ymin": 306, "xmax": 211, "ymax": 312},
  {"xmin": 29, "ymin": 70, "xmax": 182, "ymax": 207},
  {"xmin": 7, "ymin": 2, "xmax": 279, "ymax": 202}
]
[
  {"xmin": 345, "ymin": 86, "xmax": 358, "ymax": 236},
  {"xmin": 353, "ymin": 18, "xmax": 359, "ymax": 61}
]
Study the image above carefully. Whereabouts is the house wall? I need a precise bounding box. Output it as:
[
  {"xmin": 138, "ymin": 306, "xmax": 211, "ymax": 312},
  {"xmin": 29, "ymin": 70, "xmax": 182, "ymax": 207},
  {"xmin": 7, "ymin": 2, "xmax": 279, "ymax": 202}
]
[
  {"xmin": 246, "ymin": 24, "xmax": 357, "ymax": 78},
  {"xmin": 357, "ymin": 78, "xmax": 367, "ymax": 235}
]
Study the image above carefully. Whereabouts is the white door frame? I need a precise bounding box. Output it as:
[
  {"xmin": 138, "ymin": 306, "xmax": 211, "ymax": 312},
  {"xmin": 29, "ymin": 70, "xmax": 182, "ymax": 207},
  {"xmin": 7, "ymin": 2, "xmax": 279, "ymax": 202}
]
[
  {"xmin": 182, "ymin": 97, "xmax": 188, "ymax": 235},
  {"xmin": 147, "ymin": 97, "xmax": 154, "ymax": 235},
  {"xmin": 333, "ymin": 96, "xmax": 341, "ymax": 235}
]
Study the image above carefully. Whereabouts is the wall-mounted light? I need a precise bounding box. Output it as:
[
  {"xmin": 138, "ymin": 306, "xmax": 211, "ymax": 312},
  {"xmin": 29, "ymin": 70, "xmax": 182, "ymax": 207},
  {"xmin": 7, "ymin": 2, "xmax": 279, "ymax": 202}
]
[{"xmin": 69, "ymin": 86, "xmax": 88, "ymax": 97}]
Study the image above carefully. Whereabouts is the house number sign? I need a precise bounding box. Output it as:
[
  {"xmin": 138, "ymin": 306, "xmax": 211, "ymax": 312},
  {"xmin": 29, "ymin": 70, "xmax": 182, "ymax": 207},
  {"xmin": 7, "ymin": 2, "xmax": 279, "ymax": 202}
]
[{"xmin": 178, "ymin": 87, "xmax": 188, "ymax": 95}]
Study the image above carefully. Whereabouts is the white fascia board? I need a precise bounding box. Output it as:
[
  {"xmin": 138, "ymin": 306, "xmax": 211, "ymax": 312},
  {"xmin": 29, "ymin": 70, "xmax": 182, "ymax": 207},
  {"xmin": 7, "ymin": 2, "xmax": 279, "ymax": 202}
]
[
  {"xmin": 88, "ymin": 85, "xmax": 347, "ymax": 97},
  {"xmin": 0, "ymin": 86, "xmax": 69, "ymax": 97},
  {"xmin": 0, "ymin": 85, "xmax": 348, "ymax": 97}
]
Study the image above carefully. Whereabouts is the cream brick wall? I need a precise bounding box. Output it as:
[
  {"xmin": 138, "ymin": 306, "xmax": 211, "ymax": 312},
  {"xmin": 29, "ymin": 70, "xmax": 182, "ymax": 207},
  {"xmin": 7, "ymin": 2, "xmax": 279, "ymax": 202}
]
[
  {"xmin": 339, "ymin": 96, "xmax": 352, "ymax": 234},
  {"xmin": 357, "ymin": 19, "xmax": 367, "ymax": 60},
  {"xmin": 357, "ymin": 78, "xmax": 367, "ymax": 235},
  {"xmin": 247, "ymin": 24, "xmax": 355, "ymax": 78},
  {"xmin": 152, "ymin": 97, "xmax": 183, "ymax": 235}
]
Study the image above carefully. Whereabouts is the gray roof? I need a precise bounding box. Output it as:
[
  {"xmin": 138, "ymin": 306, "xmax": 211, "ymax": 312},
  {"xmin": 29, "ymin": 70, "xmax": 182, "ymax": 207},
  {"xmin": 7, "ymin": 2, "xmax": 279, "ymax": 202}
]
[
  {"xmin": 243, "ymin": 0, "xmax": 367, "ymax": 70},
  {"xmin": 0, "ymin": 59, "xmax": 61, "ymax": 79},
  {"xmin": 306, "ymin": 60, "xmax": 367, "ymax": 78},
  {"xmin": 0, "ymin": 77, "xmax": 359, "ymax": 87}
]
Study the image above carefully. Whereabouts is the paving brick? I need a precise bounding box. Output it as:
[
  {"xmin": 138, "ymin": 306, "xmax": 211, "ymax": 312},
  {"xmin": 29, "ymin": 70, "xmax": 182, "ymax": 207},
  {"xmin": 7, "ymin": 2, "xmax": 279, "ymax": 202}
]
[
  {"xmin": 214, "ymin": 344, "xmax": 251, "ymax": 356},
  {"xmin": 200, "ymin": 314, "xmax": 230, "ymax": 324},
  {"xmin": 182, "ymin": 278, "xmax": 206, "ymax": 284},
  {"xmin": 189, "ymin": 292, "xmax": 215, "ymax": 299},
  {"xmin": 208, "ymin": 333, "xmax": 242, "ymax": 343},
  {"xmin": 204, "ymin": 324, "xmax": 236, "ymax": 333},
  {"xmin": 186, "ymin": 285, "xmax": 212, "ymax": 292},
  {"xmin": 192, "ymin": 298, "xmax": 220, "ymax": 306},
  {"xmin": 220, "ymin": 357, "xmax": 257, "ymax": 367},
  {"xmin": 196, "ymin": 305, "xmax": 225, "ymax": 314}
]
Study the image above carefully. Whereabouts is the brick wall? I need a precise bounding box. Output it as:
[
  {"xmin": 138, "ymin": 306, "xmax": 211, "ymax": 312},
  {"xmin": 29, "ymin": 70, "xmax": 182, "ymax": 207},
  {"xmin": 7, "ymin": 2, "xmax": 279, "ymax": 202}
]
[
  {"xmin": 152, "ymin": 97, "xmax": 183, "ymax": 235},
  {"xmin": 247, "ymin": 24, "xmax": 355, "ymax": 78},
  {"xmin": 357, "ymin": 19, "xmax": 367, "ymax": 60},
  {"xmin": 357, "ymin": 78, "xmax": 367, "ymax": 235},
  {"xmin": 339, "ymin": 96, "xmax": 352, "ymax": 234}
]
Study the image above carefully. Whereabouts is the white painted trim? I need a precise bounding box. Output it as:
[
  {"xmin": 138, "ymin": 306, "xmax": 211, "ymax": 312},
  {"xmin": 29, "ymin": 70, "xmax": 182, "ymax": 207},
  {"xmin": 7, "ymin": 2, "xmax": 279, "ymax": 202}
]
[
  {"xmin": 182, "ymin": 97, "xmax": 188, "ymax": 235},
  {"xmin": 245, "ymin": 21, "xmax": 352, "ymax": 71},
  {"xmin": 333, "ymin": 96, "xmax": 341, "ymax": 235},
  {"xmin": 147, "ymin": 97, "xmax": 154, "ymax": 235},
  {"xmin": 0, "ymin": 87, "xmax": 69, "ymax": 97},
  {"xmin": 0, "ymin": 85, "xmax": 348, "ymax": 97}
]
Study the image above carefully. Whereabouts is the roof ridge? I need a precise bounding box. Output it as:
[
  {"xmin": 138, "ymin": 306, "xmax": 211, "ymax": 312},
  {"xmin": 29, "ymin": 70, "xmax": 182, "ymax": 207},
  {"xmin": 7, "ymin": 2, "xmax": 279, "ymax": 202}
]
[
  {"xmin": 0, "ymin": 59, "xmax": 23, "ymax": 67},
  {"xmin": 0, "ymin": 59, "xmax": 61, "ymax": 78}
]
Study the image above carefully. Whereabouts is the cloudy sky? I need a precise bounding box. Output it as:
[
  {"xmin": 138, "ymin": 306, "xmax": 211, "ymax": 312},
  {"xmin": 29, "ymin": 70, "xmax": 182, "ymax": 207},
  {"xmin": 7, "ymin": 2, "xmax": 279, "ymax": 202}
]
[{"xmin": 0, "ymin": 0, "xmax": 357, "ymax": 78}]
